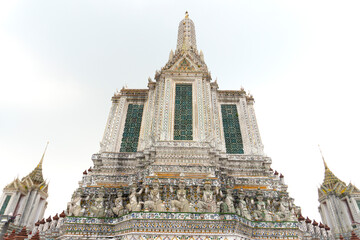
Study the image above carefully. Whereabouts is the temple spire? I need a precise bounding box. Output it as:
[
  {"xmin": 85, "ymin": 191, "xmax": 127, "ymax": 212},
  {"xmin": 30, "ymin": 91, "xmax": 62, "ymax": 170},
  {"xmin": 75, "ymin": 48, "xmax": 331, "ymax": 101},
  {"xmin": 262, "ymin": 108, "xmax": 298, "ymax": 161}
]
[
  {"xmin": 24, "ymin": 142, "xmax": 49, "ymax": 184},
  {"xmin": 176, "ymin": 11, "xmax": 197, "ymax": 51},
  {"xmin": 318, "ymin": 145, "xmax": 345, "ymax": 191}
]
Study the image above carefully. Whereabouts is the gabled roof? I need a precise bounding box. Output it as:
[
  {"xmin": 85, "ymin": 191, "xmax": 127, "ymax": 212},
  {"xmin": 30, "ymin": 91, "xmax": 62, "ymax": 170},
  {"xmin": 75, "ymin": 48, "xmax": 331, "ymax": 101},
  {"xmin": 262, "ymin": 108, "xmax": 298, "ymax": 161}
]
[
  {"xmin": 163, "ymin": 49, "xmax": 208, "ymax": 74},
  {"xmin": 4, "ymin": 178, "xmax": 26, "ymax": 193}
]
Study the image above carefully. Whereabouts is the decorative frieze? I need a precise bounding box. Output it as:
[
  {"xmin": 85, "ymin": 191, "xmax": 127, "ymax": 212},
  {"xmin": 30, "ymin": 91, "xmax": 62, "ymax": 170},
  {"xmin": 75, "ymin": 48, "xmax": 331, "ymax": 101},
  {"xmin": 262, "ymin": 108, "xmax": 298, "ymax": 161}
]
[{"xmin": 61, "ymin": 213, "xmax": 300, "ymax": 239}]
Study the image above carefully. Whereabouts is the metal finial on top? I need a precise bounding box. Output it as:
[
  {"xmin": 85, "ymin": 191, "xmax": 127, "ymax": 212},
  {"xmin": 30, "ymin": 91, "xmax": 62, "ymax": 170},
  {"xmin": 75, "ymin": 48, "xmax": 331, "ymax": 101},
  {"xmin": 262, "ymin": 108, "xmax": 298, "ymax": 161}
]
[
  {"xmin": 39, "ymin": 141, "xmax": 49, "ymax": 167},
  {"xmin": 25, "ymin": 141, "xmax": 49, "ymax": 184},
  {"xmin": 185, "ymin": 11, "xmax": 189, "ymax": 18},
  {"xmin": 318, "ymin": 144, "xmax": 328, "ymax": 169}
]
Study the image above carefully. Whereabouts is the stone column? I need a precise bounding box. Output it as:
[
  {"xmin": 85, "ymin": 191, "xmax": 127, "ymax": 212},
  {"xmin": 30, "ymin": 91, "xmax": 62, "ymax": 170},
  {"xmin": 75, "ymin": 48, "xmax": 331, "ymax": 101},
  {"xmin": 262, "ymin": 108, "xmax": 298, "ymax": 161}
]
[
  {"xmin": 100, "ymin": 95, "xmax": 120, "ymax": 152},
  {"xmin": 139, "ymin": 81, "xmax": 156, "ymax": 150},
  {"xmin": 27, "ymin": 193, "xmax": 41, "ymax": 227},
  {"xmin": 238, "ymin": 97, "xmax": 251, "ymax": 154},
  {"xmin": 210, "ymin": 82, "xmax": 223, "ymax": 152},
  {"xmin": 110, "ymin": 97, "xmax": 127, "ymax": 152},
  {"xmin": 246, "ymin": 97, "xmax": 264, "ymax": 155},
  {"xmin": 5, "ymin": 191, "xmax": 20, "ymax": 215}
]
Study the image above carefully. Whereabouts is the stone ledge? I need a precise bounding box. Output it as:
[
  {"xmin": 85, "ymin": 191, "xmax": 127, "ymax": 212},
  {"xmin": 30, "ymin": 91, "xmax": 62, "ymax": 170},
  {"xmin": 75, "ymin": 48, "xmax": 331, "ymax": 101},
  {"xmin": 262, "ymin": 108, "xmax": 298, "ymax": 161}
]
[{"xmin": 61, "ymin": 213, "xmax": 300, "ymax": 239}]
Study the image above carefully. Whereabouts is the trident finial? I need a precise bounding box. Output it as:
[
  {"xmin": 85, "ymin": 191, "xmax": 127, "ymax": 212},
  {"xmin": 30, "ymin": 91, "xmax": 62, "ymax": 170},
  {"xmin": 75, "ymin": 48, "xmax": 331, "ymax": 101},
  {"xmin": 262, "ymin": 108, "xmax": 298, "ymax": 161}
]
[
  {"xmin": 38, "ymin": 141, "xmax": 49, "ymax": 167},
  {"xmin": 318, "ymin": 144, "xmax": 328, "ymax": 169}
]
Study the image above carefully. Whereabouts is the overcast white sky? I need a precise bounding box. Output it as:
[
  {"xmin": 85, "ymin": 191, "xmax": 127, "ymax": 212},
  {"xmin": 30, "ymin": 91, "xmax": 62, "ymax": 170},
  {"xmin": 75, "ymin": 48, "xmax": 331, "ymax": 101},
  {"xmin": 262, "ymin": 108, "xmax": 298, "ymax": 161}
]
[{"xmin": 0, "ymin": 0, "xmax": 359, "ymax": 222}]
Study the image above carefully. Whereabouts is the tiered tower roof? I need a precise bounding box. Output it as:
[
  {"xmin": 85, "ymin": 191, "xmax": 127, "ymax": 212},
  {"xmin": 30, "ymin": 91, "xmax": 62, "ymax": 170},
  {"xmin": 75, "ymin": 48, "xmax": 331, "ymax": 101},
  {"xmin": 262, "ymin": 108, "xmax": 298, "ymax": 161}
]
[
  {"xmin": 22, "ymin": 143, "xmax": 47, "ymax": 185},
  {"xmin": 318, "ymin": 148, "xmax": 360, "ymax": 198},
  {"xmin": 176, "ymin": 11, "xmax": 197, "ymax": 51}
]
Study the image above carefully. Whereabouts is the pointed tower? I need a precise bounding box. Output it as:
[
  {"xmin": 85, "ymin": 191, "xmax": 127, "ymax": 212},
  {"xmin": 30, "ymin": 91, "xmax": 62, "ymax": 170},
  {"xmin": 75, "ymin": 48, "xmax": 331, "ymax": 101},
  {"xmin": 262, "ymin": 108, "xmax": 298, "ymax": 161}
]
[
  {"xmin": 176, "ymin": 11, "xmax": 197, "ymax": 51},
  {"xmin": 318, "ymin": 150, "xmax": 360, "ymax": 239},
  {"xmin": 0, "ymin": 144, "xmax": 49, "ymax": 229},
  {"xmin": 53, "ymin": 13, "xmax": 330, "ymax": 240}
]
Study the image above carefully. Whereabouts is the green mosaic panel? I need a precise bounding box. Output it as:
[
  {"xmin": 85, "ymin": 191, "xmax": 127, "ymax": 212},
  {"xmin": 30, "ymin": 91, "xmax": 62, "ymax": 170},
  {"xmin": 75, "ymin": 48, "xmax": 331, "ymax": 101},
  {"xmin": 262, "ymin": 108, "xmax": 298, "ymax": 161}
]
[
  {"xmin": 0, "ymin": 195, "xmax": 11, "ymax": 215},
  {"xmin": 120, "ymin": 104, "xmax": 144, "ymax": 152},
  {"xmin": 221, "ymin": 105, "xmax": 244, "ymax": 154},
  {"xmin": 174, "ymin": 84, "xmax": 193, "ymax": 140}
]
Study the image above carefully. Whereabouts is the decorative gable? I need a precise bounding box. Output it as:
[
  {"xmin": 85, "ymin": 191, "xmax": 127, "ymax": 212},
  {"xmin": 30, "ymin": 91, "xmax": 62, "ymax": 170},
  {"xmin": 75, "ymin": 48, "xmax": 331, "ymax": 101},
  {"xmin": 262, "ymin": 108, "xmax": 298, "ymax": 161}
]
[
  {"xmin": 174, "ymin": 58, "xmax": 195, "ymax": 71},
  {"xmin": 4, "ymin": 178, "xmax": 20, "ymax": 191},
  {"xmin": 162, "ymin": 47, "xmax": 208, "ymax": 74},
  {"xmin": 4, "ymin": 178, "xmax": 28, "ymax": 195},
  {"xmin": 345, "ymin": 183, "xmax": 360, "ymax": 195}
]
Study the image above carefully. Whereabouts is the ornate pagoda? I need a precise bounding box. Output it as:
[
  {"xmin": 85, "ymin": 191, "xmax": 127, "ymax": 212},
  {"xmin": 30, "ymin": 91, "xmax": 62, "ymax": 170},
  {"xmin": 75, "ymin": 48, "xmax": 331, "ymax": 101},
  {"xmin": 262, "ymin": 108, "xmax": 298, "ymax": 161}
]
[{"xmin": 31, "ymin": 12, "xmax": 334, "ymax": 240}]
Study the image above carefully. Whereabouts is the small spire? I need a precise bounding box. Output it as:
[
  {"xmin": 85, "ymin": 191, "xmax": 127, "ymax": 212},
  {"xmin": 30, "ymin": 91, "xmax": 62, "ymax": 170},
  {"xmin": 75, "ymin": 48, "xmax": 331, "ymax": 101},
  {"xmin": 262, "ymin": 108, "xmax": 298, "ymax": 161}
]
[
  {"xmin": 24, "ymin": 142, "xmax": 48, "ymax": 185},
  {"xmin": 53, "ymin": 213, "xmax": 59, "ymax": 221},
  {"xmin": 169, "ymin": 49, "xmax": 174, "ymax": 61},
  {"xmin": 38, "ymin": 141, "xmax": 49, "ymax": 169},
  {"xmin": 59, "ymin": 211, "xmax": 66, "ymax": 218},
  {"xmin": 200, "ymin": 50, "xmax": 204, "ymax": 61},
  {"xmin": 176, "ymin": 12, "xmax": 197, "ymax": 51},
  {"xmin": 318, "ymin": 144, "xmax": 347, "ymax": 194}
]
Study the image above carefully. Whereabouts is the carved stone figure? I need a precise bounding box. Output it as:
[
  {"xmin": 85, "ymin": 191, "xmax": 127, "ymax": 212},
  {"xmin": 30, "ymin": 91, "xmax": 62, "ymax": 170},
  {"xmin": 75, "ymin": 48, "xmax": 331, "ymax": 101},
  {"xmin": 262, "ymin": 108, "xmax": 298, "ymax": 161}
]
[
  {"xmin": 276, "ymin": 195, "xmax": 296, "ymax": 221},
  {"xmin": 198, "ymin": 182, "xmax": 217, "ymax": 212},
  {"xmin": 112, "ymin": 189, "xmax": 125, "ymax": 216},
  {"xmin": 49, "ymin": 216, "xmax": 58, "ymax": 230},
  {"xmin": 220, "ymin": 188, "xmax": 235, "ymax": 213},
  {"xmin": 90, "ymin": 187, "xmax": 106, "ymax": 217},
  {"xmin": 144, "ymin": 181, "xmax": 165, "ymax": 211},
  {"xmin": 237, "ymin": 191, "xmax": 252, "ymax": 220},
  {"xmin": 67, "ymin": 190, "xmax": 84, "ymax": 217},
  {"xmin": 253, "ymin": 194, "xmax": 272, "ymax": 221},
  {"xmin": 289, "ymin": 198, "xmax": 299, "ymax": 221},
  {"xmin": 126, "ymin": 185, "xmax": 143, "ymax": 212},
  {"xmin": 170, "ymin": 181, "xmax": 190, "ymax": 212}
]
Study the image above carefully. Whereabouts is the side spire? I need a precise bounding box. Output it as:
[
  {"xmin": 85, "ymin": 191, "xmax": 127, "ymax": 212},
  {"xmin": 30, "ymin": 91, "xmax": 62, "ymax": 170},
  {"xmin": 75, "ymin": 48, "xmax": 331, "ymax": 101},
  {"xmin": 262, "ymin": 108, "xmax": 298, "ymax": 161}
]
[
  {"xmin": 318, "ymin": 145, "xmax": 346, "ymax": 193},
  {"xmin": 24, "ymin": 142, "xmax": 49, "ymax": 185}
]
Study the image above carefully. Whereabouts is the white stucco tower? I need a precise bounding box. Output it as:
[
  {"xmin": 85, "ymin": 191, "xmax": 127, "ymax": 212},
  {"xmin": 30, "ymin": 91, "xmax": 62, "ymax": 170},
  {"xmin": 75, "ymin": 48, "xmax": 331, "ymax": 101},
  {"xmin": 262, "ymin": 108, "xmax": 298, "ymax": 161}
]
[
  {"xmin": 100, "ymin": 11, "xmax": 264, "ymax": 156},
  {"xmin": 0, "ymin": 145, "xmax": 49, "ymax": 229},
  {"xmin": 35, "ymin": 13, "xmax": 332, "ymax": 240}
]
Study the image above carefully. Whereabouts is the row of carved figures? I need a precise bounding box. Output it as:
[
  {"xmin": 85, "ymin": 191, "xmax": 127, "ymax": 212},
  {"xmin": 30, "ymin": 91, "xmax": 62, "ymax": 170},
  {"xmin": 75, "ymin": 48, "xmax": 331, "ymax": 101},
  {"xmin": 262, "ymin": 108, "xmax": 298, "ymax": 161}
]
[{"xmin": 67, "ymin": 181, "xmax": 299, "ymax": 222}]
